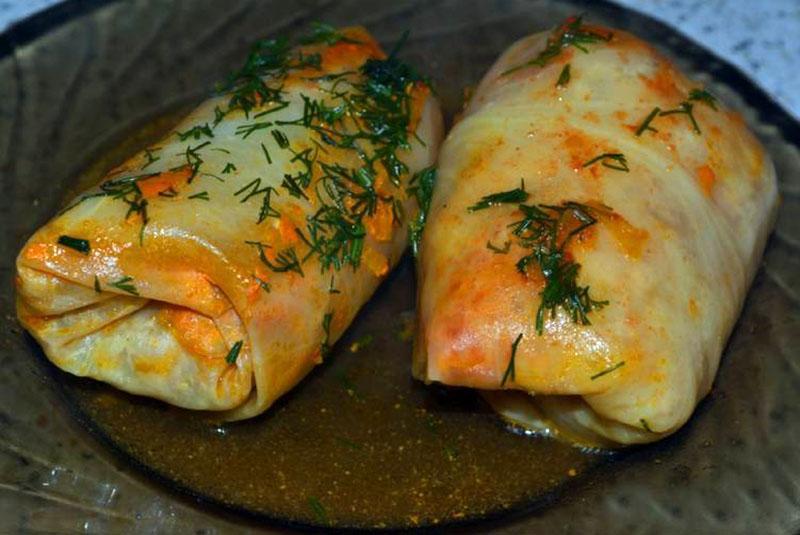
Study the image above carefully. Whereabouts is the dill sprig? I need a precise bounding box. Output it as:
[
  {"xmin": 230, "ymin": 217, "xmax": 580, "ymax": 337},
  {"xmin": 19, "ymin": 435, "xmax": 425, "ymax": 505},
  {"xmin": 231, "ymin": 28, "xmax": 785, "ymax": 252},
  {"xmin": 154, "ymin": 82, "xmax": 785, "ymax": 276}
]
[
  {"xmin": 509, "ymin": 202, "xmax": 608, "ymax": 334},
  {"xmin": 246, "ymin": 240, "xmax": 304, "ymax": 276},
  {"xmin": 590, "ymin": 361, "xmax": 625, "ymax": 380},
  {"xmin": 407, "ymin": 166, "xmax": 437, "ymax": 256},
  {"xmin": 109, "ymin": 275, "xmax": 139, "ymax": 296},
  {"xmin": 307, "ymin": 496, "xmax": 329, "ymax": 525},
  {"xmin": 470, "ymin": 192, "xmax": 608, "ymax": 335},
  {"xmin": 225, "ymin": 340, "xmax": 243, "ymax": 364},
  {"xmin": 177, "ymin": 123, "xmax": 214, "ymax": 141},
  {"xmin": 57, "ymin": 235, "xmax": 90, "ymax": 254},
  {"xmin": 234, "ymin": 121, "xmax": 273, "ymax": 139},
  {"xmin": 301, "ymin": 22, "xmax": 362, "ymax": 46},
  {"xmin": 468, "ymin": 183, "xmax": 528, "ymax": 211},
  {"xmin": 636, "ymin": 88, "xmax": 718, "ymax": 136},
  {"xmin": 503, "ymin": 16, "xmax": 612, "ymax": 75},
  {"xmin": 501, "ymin": 333, "xmax": 524, "ymax": 386},
  {"xmin": 234, "ymin": 178, "xmax": 280, "ymax": 222},
  {"xmin": 582, "ymin": 152, "xmax": 629, "ymax": 172},
  {"xmin": 556, "ymin": 63, "xmax": 571, "ymax": 87},
  {"xmin": 141, "ymin": 147, "xmax": 161, "ymax": 169}
]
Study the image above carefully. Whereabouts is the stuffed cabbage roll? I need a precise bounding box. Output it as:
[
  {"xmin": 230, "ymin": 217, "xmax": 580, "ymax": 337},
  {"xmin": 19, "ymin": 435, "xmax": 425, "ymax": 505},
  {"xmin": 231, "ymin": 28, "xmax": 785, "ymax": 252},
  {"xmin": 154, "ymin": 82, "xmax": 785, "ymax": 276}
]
[
  {"xmin": 17, "ymin": 26, "xmax": 443, "ymax": 420},
  {"xmin": 413, "ymin": 17, "xmax": 777, "ymax": 445}
]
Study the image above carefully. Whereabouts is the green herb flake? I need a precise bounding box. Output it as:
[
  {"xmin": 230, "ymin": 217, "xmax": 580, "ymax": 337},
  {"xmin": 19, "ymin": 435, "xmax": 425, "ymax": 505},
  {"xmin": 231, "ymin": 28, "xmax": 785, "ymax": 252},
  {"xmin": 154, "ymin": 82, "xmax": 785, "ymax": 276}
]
[
  {"xmin": 503, "ymin": 16, "xmax": 612, "ymax": 75},
  {"xmin": 407, "ymin": 167, "xmax": 437, "ymax": 256},
  {"xmin": 307, "ymin": 496, "xmax": 329, "ymax": 525},
  {"xmin": 187, "ymin": 191, "xmax": 210, "ymax": 201},
  {"xmin": 590, "ymin": 361, "xmax": 625, "ymax": 380},
  {"xmin": 234, "ymin": 121, "xmax": 273, "ymax": 139},
  {"xmin": 221, "ymin": 162, "xmax": 237, "ymax": 174},
  {"xmin": 93, "ymin": 276, "xmax": 101, "ymax": 293},
  {"xmin": 225, "ymin": 340, "xmax": 243, "ymax": 364},
  {"xmin": 635, "ymin": 107, "xmax": 661, "ymax": 136},
  {"xmin": 260, "ymin": 142, "xmax": 272, "ymax": 165},
  {"xmin": 468, "ymin": 184, "xmax": 529, "ymax": 211},
  {"xmin": 640, "ymin": 418, "xmax": 654, "ymax": 433},
  {"xmin": 109, "ymin": 276, "xmax": 139, "ymax": 296},
  {"xmin": 301, "ymin": 22, "xmax": 362, "ymax": 46},
  {"xmin": 57, "ymin": 235, "xmax": 90, "ymax": 254},
  {"xmin": 141, "ymin": 147, "xmax": 161, "ymax": 170},
  {"xmin": 556, "ymin": 63, "xmax": 571, "ymax": 87},
  {"xmin": 582, "ymin": 152, "xmax": 629, "ymax": 172},
  {"xmin": 177, "ymin": 123, "xmax": 214, "ymax": 141},
  {"xmin": 501, "ymin": 333, "xmax": 524, "ymax": 387},
  {"xmin": 254, "ymin": 274, "xmax": 271, "ymax": 293},
  {"xmin": 321, "ymin": 312, "xmax": 333, "ymax": 357}
]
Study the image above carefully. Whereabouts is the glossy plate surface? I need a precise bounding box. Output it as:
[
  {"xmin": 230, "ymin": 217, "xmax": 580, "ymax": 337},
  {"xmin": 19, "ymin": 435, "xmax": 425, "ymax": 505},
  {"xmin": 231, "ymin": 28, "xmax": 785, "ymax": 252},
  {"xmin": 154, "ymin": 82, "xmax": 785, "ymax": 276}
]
[{"xmin": 1, "ymin": 0, "xmax": 799, "ymax": 532}]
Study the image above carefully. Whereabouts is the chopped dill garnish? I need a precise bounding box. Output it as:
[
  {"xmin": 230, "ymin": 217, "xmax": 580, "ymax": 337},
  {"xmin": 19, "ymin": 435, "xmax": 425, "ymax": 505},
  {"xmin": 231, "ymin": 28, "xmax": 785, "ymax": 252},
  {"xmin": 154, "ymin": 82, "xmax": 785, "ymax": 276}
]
[
  {"xmin": 221, "ymin": 162, "xmax": 237, "ymax": 174},
  {"xmin": 234, "ymin": 121, "xmax": 273, "ymax": 138},
  {"xmin": 590, "ymin": 361, "xmax": 625, "ymax": 380},
  {"xmin": 503, "ymin": 16, "xmax": 612, "ymax": 75},
  {"xmin": 635, "ymin": 107, "xmax": 661, "ymax": 136},
  {"xmin": 210, "ymin": 147, "xmax": 231, "ymax": 154},
  {"xmin": 57, "ymin": 235, "xmax": 90, "ymax": 254},
  {"xmin": 271, "ymin": 129, "xmax": 290, "ymax": 149},
  {"xmin": 301, "ymin": 22, "xmax": 361, "ymax": 46},
  {"xmin": 93, "ymin": 276, "xmax": 101, "ymax": 293},
  {"xmin": 556, "ymin": 63, "xmax": 571, "ymax": 87},
  {"xmin": 307, "ymin": 496, "xmax": 329, "ymax": 525},
  {"xmin": 225, "ymin": 340, "xmax": 243, "ymax": 364},
  {"xmin": 182, "ymin": 141, "xmax": 211, "ymax": 182},
  {"xmin": 187, "ymin": 191, "xmax": 210, "ymax": 201},
  {"xmin": 177, "ymin": 123, "xmax": 214, "ymax": 141},
  {"xmin": 407, "ymin": 166, "xmax": 437, "ymax": 256},
  {"xmin": 253, "ymin": 274, "xmax": 271, "ymax": 293},
  {"xmin": 510, "ymin": 202, "xmax": 608, "ymax": 334},
  {"xmin": 640, "ymin": 418, "xmax": 653, "ymax": 432},
  {"xmin": 246, "ymin": 240, "xmax": 304, "ymax": 276},
  {"xmin": 582, "ymin": 152, "xmax": 629, "ymax": 172},
  {"xmin": 486, "ymin": 239, "xmax": 511, "ymax": 254},
  {"xmin": 321, "ymin": 312, "xmax": 333, "ymax": 358},
  {"xmin": 471, "ymin": 191, "xmax": 609, "ymax": 335},
  {"xmin": 109, "ymin": 275, "xmax": 139, "ymax": 296},
  {"xmin": 468, "ymin": 183, "xmax": 528, "ymax": 211},
  {"xmin": 501, "ymin": 333, "xmax": 524, "ymax": 387},
  {"xmin": 253, "ymin": 101, "xmax": 290, "ymax": 118},
  {"xmin": 158, "ymin": 186, "xmax": 178, "ymax": 198},
  {"xmin": 281, "ymin": 173, "xmax": 311, "ymax": 200},
  {"xmin": 234, "ymin": 178, "xmax": 280, "ymax": 222},
  {"xmin": 636, "ymin": 88, "xmax": 718, "ymax": 136},
  {"xmin": 261, "ymin": 142, "xmax": 272, "ymax": 164},
  {"xmin": 687, "ymin": 88, "xmax": 718, "ymax": 110},
  {"xmin": 141, "ymin": 147, "xmax": 161, "ymax": 169}
]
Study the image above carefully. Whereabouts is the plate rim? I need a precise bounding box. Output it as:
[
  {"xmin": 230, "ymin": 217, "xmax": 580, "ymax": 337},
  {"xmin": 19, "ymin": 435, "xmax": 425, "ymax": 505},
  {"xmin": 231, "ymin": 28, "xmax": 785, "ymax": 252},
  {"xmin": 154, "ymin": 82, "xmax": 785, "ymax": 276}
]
[{"xmin": 4, "ymin": 0, "xmax": 799, "ymax": 531}]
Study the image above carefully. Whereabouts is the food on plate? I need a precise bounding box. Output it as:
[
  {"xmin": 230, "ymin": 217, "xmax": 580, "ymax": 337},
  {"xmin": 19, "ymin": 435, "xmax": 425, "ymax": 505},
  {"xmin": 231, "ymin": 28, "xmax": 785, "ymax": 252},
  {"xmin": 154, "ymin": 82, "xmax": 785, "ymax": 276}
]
[
  {"xmin": 16, "ymin": 25, "xmax": 443, "ymax": 419},
  {"xmin": 412, "ymin": 17, "xmax": 777, "ymax": 445}
]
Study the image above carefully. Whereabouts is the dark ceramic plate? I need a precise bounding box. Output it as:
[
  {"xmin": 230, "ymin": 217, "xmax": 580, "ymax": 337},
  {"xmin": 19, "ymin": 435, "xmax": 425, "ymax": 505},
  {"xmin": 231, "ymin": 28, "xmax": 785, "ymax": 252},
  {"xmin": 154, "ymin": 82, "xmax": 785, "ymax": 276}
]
[{"xmin": 2, "ymin": 0, "xmax": 799, "ymax": 533}]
